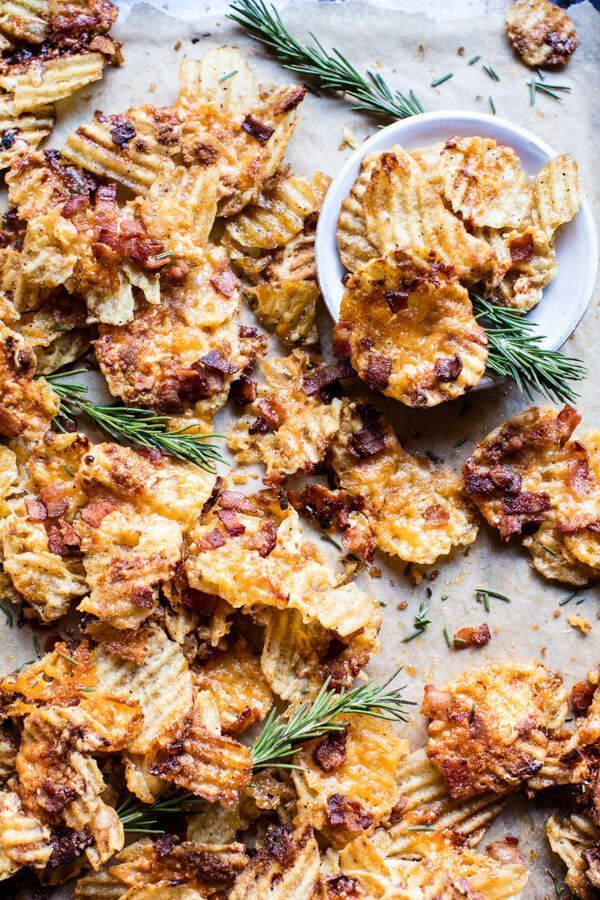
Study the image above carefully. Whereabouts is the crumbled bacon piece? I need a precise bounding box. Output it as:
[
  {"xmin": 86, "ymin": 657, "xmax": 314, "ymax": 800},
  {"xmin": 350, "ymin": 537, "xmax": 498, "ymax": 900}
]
[
  {"xmin": 571, "ymin": 681, "xmax": 595, "ymax": 716},
  {"xmin": 38, "ymin": 483, "xmax": 69, "ymax": 518},
  {"xmin": 508, "ymin": 232, "xmax": 534, "ymax": 264},
  {"xmin": 326, "ymin": 793, "xmax": 373, "ymax": 833},
  {"xmin": 79, "ymin": 498, "xmax": 115, "ymax": 527},
  {"xmin": 301, "ymin": 360, "xmax": 355, "ymax": 396},
  {"xmin": 348, "ymin": 424, "xmax": 385, "ymax": 459},
  {"xmin": 25, "ymin": 499, "xmax": 47, "ymax": 521},
  {"xmin": 218, "ymin": 491, "xmax": 256, "ymax": 513},
  {"xmin": 110, "ymin": 118, "xmax": 136, "ymax": 147},
  {"xmin": 503, "ymin": 491, "xmax": 550, "ymax": 516},
  {"xmin": 424, "ymin": 504, "xmax": 450, "ymax": 525},
  {"xmin": 263, "ymin": 825, "xmax": 294, "ymax": 865},
  {"xmin": 364, "ymin": 354, "xmax": 392, "ymax": 392},
  {"xmin": 453, "ymin": 624, "xmax": 491, "ymax": 649},
  {"xmin": 325, "ymin": 875, "xmax": 364, "ymax": 898},
  {"xmin": 39, "ymin": 781, "xmax": 78, "ymax": 815},
  {"xmin": 47, "ymin": 521, "xmax": 81, "ymax": 556},
  {"xmin": 434, "ymin": 355, "xmax": 463, "ymax": 383},
  {"xmin": 464, "ymin": 470, "xmax": 495, "ymax": 496},
  {"xmin": 272, "ymin": 86, "xmax": 307, "ymax": 114},
  {"xmin": 197, "ymin": 528, "xmax": 227, "ymax": 551},
  {"xmin": 230, "ymin": 376, "xmax": 257, "ymax": 406},
  {"xmin": 61, "ymin": 194, "xmax": 90, "ymax": 219},
  {"xmin": 313, "ymin": 729, "xmax": 347, "ymax": 772},
  {"xmin": 247, "ymin": 520, "xmax": 278, "ymax": 557},
  {"xmin": 210, "ymin": 265, "xmax": 238, "ymax": 298},
  {"xmin": 200, "ymin": 350, "xmax": 238, "ymax": 375},
  {"xmin": 288, "ymin": 484, "xmax": 351, "ymax": 529},
  {"xmin": 332, "ymin": 321, "xmax": 353, "ymax": 358},
  {"xmin": 248, "ymin": 398, "xmax": 286, "ymax": 435},
  {"xmin": 241, "ymin": 115, "xmax": 274, "ymax": 142},
  {"xmin": 342, "ymin": 519, "xmax": 376, "ymax": 563},
  {"xmin": 48, "ymin": 829, "xmax": 94, "ymax": 869},
  {"xmin": 216, "ymin": 509, "xmax": 245, "ymax": 536},
  {"xmin": 130, "ymin": 586, "xmax": 154, "ymax": 608},
  {"xmin": 568, "ymin": 442, "xmax": 592, "ymax": 499},
  {"xmin": 384, "ymin": 288, "xmax": 410, "ymax": 313}
]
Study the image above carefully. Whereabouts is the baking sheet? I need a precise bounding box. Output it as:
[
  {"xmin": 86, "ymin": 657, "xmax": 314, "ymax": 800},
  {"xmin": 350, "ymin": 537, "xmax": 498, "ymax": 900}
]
[{"xmin": 6, "ymin": 1, "xmax": 600, "ymax": 896}]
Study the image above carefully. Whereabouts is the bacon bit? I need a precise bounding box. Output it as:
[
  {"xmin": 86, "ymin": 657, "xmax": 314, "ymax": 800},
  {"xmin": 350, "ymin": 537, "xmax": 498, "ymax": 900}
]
[
  {"xmin": 230, "ymin": 376, "xmax": 257, "ymax": 406},
  {"xmin": 272, "ymin": 86, "xmax": 307, "ymax": 114},
  {"xmin": 364, "ymin": 354, "xmax": 391, "ymax": 392},
  {"xmin": 301, "ymin": 360, "xmax": 355, "ymax": 396},
  {"xmin": 568, "ymin": 443, "xmax": 592, "ymax": 499},
  {"xmin": 39, "ymin": 781, "xmax": 78, "ymax": 815},
  {"xmin": 486, "ymin": 837, "xmax": 522, "ymax": 866},
  {"xmin": 499, "ymin": 515, "xmax": 523, "ymax": 540},
  {"xmin": 264, "ymin": 825, "xmax": 294, "ymax": 866},
  {"xmin": 25, "ymin": 498, "xmax": 47, "ymax": 521},
  {"xmin": 313, "ymin": 729, "xmax": 347, "ymax": 772},
  {"xmin": 200, "ymin": 350, "xmax": 238, "ymax": 375},
  {"xmin": 197, "ymin": 528, "xmax": 227, "ymax": 551},
  {"xmin": 216, "ymin": 508, "xmax": 245, "ymax": 536},
  {"xmin": 348, "ymin": 422, "xmax": 385, "ymax": 459},
  {"xmin": 239, "ymin": 325, "xmax": 259, "ymax": 339},
  {"xmin": 421, "ymin": 504, "xmax": 449, "ymax": 527},
  {"xmin": 218, "ymin": 491, "xmax": 256, "ymax": 513},
  {"xmin": 453, "ymin": 624, "xmax": 491, "ymax": 649},
  {"xmin": 79, "ymin": 498, "xmax": 115, "ymax": 527},
  {"xmin": 434, "ymin": 355, "xmax": 463, "ymax": 382},
  {"xmin": 571, "ymin": 681, "xmax": 595, "ymax": 716},
  {"xmin": 248, "ymin": 398, "xmax": 286, "ymax": 435},
  {"xmin": 464, "ymin": 469, "xmax": 495, "ymax": 496},
  {"xmin": 110, "ymin": 119, "xmax": 136, "ymax": 147},
  {"xmin": 325, "ymin": 875, "xmax": 363, "ymax": 898},
  {"xmin": 48, "ymin": 829, "xmax": 94, "ymax": 869},
  {"xmin": 247, "ymin": 520, "xmax": 278, "ymax": 557},
  {"xmin": 241, "ymin": 114, "xmax": 274, "ymax": 142},
  {"xmin": 61, "ymin": 194, "xmax": 90, "ymax": 219},
  {"xmin": 556, "ymin": 405, "xmax": 581, "ymax": 445},
  {"xmin": 342, "ymin": 519, "xmax": 376, "ymax": 563},
  {"xmin": 180, "ymin": 588, "xmax": 219, "ymax": 615},
  {"xmin": 384, "ymin": 288, "xmax": 410, "ymax": 312},
  {"xmin": 503, "ymin": 491, "xmax": 550, "ymax": 515},
  {"xmin": 421, "ymin": 685, "xmax": 452, "ymax": 720},
  {"xmin": 489, "ymin": 465, "xmax": 522, "ymax": 493},
  {"xmin": 202, "ymin": 477, "xmax": 223, "ymax": 515},
  {"xmin": 47, "ymin": 521, "xmax": 81, "ymax": 557},
  {"xmin": 210, "ymin": 265, "xmax": 238, "ymax": 298},
  {"xmin": 288, "ymin": 484, "xmax": 351, "ymax": 529},
  {"xmin": 38, "ymin": 483, "xmax": 69, "ymax": 518},
  {"xmin": 509, "ymin": 232, "xmax": 534, "ymax": 263},
  {"xmin": 130, "ymin": 586, "xmax": 154, "ymax": 608},
  {"xmin": 165, "ymin": 260, "xmax": 190, "ymax": 285},
  {"xmin": 332, "ymin": 321, "xmax": 353, "ymax": 357},
  {"xmin": 326, "ymin": 793, "xmax": 373, "ymax": 833}
]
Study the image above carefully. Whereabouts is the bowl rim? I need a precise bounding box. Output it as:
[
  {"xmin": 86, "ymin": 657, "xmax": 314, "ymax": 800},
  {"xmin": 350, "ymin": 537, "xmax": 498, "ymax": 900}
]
[{"xmin": 315, "ymin": 109, "xmax": 598, "ymax": 353}]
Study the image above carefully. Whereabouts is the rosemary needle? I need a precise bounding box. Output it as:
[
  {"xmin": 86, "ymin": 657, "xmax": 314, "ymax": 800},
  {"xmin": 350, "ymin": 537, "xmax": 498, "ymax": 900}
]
[
  {"xmin": 488, "ymin": 95, "xmax": 496, "ymax": 115},
  {"xmin": 402, "ymin": 601, "xmax": 432, "ymax": 643},
  {"xmin": 483, "ymin": 64, "xmax": 499, "ymax": 81},
  {"xmin": 431, "ymin": 73, "xmax": 453, "ymax": 88},
  {"xmin": 468, "ymin": 55, "xmax": 481, "ymax": 65},
  {"xmin": 228, "ymin": 0, "xmax": 423, "ymax": 120},
  {"xmin": 0, "ymin": 602, "xmax": 13, "ymax": 627},
  {"xmin": 218, "ymin": 68, "xmax": 238, "ymax": 83}
]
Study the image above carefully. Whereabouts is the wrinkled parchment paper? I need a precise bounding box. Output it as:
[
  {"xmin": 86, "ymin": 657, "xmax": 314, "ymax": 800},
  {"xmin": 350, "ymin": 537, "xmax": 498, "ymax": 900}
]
[{"xmin": 7, "ymin": 1, "xmax": 600, "ymax": 896}]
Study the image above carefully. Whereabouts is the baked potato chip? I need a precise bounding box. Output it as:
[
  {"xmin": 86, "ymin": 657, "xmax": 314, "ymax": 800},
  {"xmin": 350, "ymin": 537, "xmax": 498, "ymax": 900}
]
[
  {"xmin": 464, "ymin": 406, "xmax": 600, "ymax": 584},
  {"xmin": 331, "ymin": 402, "xmax": 478, "ymax": 564},
  {"xmin": 533, "ymin": 153, "xmax": 581, "ymax": 239},
  {"xmin": 259, "ymin": 607, "xmax": 332, "ymax": 702},
  {"xmin": 336, "ymin": 152, "xmax": 379, "ymax": 273},
  {"xmin": 0, "ymin": 0, "xmax": 50, "ymax": 43},
  {"xmin": 224, "ymin": 172, "xmax": 330, "ymax": 251},
  {"xmin": 439, "ymin": 136, "xmax": 532, "ymax": 229},
  {"xmin": 362, "ymin": 147, "xmax": 494, "ymax": 283},
  {"xmin": 62, "ymin": 106, "xmax": 177, "ymax": 194},
  {"xmin": 179, "ymin": 46, "xmax": 259, "ymax": 120},
  {"xmin": 337, "ymin": 249, "xmax": 488, "ymax": 406},
  {"xmin": 0, "ymin": 323, "xmax": 59, "ymax": 442},
  {"xmin": 228, "ymin": 350, "xmax": 345, "ymax": 478},
  {"xmin": 137, "ymin": 164, "xmax": 219, "ymax": 262},
  {"xmin": 505, "ymin": 0, "xmax": 578, "ymax": 66},
  {"xmin": 192, "ymin": 638, "xmax": 273, "ymax": 736},
  {"xmin": 293, "ymin": 714, "xmax": 408, "ymax": 847},
  {"xmin": 92, "ymin": 625, "xmax": 194, "ymax": 755},
  {"xmin": 0, "ymin": 790, "xmax": 51, "ymax": 872},
  {"xmin": 0, "ymin": 95, "xmax": 54, "ymax": 169},
  {"xmin": 546, "ymin": 814, "xmax": 599, "ymax": 899},
  {"xmin": 336, "ymin": 828, "xmax": 528, "ymax": 898},
  {"xmin": 478, "ymin": 225, "xmax": 558, "ymax": 312},
  {"xmin": 229, "ymin": 824, "xmax": 321, "ymax": 900},
  {"xmin": 0, "ymin": 52, "xmax": 107, "ymax": 113},
  {"xmin": 422, "ymin": 661, "xmax": 568, "ymax": 799},
  {"xmin": 248, "ymin": 280, "xmax": 319, "ymax": 347}
]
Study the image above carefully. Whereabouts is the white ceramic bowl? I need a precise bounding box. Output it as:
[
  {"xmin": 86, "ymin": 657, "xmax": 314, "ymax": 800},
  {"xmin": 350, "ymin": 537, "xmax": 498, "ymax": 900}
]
[{"xmin": 315, "ymin": 110, "xmax": 597, "ymax": 354}]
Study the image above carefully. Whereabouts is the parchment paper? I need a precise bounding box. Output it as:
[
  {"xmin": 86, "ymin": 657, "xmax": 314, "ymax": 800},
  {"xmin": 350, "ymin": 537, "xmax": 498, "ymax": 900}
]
[{"xmin": 6, "ymin": 2, "xmax": 600, "ymax": 896}]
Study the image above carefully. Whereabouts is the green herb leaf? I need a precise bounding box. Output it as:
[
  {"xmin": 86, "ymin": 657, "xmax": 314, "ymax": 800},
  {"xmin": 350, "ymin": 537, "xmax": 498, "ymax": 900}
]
[
  {"xmin": 402, "ymin": 601, "xmax": 432, "ymax": 643},
  {"xmin": 431, "ymin": 73, "xmax": 453, "ymax": 87},
  {"xmin": 0, "ymin": 602, "xmax": 13, "ymax": 627}
]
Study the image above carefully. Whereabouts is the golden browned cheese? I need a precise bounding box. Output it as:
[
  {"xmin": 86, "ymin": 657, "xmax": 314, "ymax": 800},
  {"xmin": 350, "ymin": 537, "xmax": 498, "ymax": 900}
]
[
  {"xmin": 546, "ymin": 814, "xmax": 600, "ymax": 899},
  {"xmin": 0, "ymin": 790, "xmax": 51, "ymax": 881},
  {"xmin": 228, "ymin": 350, "xmax": 345, "ymax": 478},
  {"xmin": 438, "ymin": 137, "xmax": 532, "ymax": 230},
  {"xmin": 74, "ymin": 836, "xmax": 248, "ymax": 898},
  {"xmin": 505, "ymin": 0, "xmax": 579, "ymax": 66},
  {"xmin": 422, "ymin": 661, "xmax": 568, "ymax": 799},
  {"xmin": 293, "ymin": 714, "xmax": 408, "ymax": 848},
  {"xmin": 229, "ymin": 824, "xmax": 321, "ymax": 899},
  {"xmin": 176, "ymin": 48, "xmax": 306, "ymax": 216},
  {"xmin": 476, "ymin": 224, "xmax": 558, "ymax": 312},
  {"xmin": 335, "ymin": 828, "xmax": 528, "ymax": 898},
  {"xmin": 463, "ymin": 405, "xmax": 600, "ymax": 584},
  {"xmin": 192, "ymin": 638, "xmax": 273, "ymax": 736},
  {"xmin": 337, "ymin": 250, "xmax": 488, "ymax": 406},
  {"xmin": 331, "ymin": 402, "xmax": 478, "ymax": 565},
  {"xmin": 361, "ymin": 147, "xmax": 494, "ymax": 284},
  {"xmin": 94, "ymin": 248, "xmax": 253, "ymax": 426},
  {"xmin": 0, "ymin": 322, "xmax": 59, "ymax": 442}
]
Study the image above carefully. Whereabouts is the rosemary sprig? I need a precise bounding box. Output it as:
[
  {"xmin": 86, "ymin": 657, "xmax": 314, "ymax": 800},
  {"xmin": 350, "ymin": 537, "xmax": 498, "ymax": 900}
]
[
  {"xmin": 117, "ymin": 790, "xmax": 204, "ymax": 834},
  {"xmin": 476, "ymin": 587, "xmax": 512, "ymax": 613},
  {"xmin": 528, "ymin": 79, "xmax": 571, "ymax": 105},
  {"xmin": 402, "ymin": 601, "xmax": 431, "ymax": 643},
  {"xmin": 228, "ymin": 0, "xmax": 423, "ymax": 120},
  {"xmin": 251, "ymin": 671, "xmax": 412, "ymax": 771},
  {"xmin": 471, "ymin": 294, "xmax": 587, "ymax": 405},
  {"xmin": 0, "ymin": 602, "xmax": 13, "ymax": 627},
  {"xmin": 44, "ymin": 371, "xmax": 225, "ymax": 474}
]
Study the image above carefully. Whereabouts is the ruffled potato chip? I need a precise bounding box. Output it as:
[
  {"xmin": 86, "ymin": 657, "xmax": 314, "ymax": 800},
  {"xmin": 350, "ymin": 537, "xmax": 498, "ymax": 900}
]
[
  {"xmin": 336, "ymin": 249, "xmax": 488, "ymax": 406},
  {"xmin": 505, "ymin": 0, "xmax": 578, "ymax": 66},
  {"xmin": 0, "ymin": 95, "xmax": 54, "ymax": 169},
  {"xmin": 422, "ymin": 661, "xmax": 568, "ymax": 799},
  {"xmin": 229, "ymin": 825, "xmax": 320, "ymax": 899},
  {"xmin": 248, "ymin": 280, "xmax": 319, "ymax": 348},
  {"xmin": 533, "ymin": 153, "xmax": 581, "ymax": 239},
  {"xmin": 0, "ymin": 52, "xmax": 107, "ymax": 113},
  {"xmin": 0, "ymin": 323, "xmax": 59, "ymax": 442},
  {"xmin": 477, "ymin": 224, "xmax": 558, "ymax": 312},
  {"xmin": 362, "ymin": 147, "xmax": 494, "ymax": 283},
  {"xmin": 0, "ymin": 790, "xmax": 51, "ymax": 875},
  {"xmin": 258, "ymin": 607, "xmax": 331, "ymax": 702},
  {"xmin": 463, "ymin": 405, "xmax": 600, "ymax": 584},
  {"xmin": 438, "ymin": 136, "xmax": 532, "ymax": 229},
  {"xmin": 336, "ymin": 152, "xmax": 379, "ymax": 273},
  {"xmin": 293, "ymin": 714, "xmax": 408, "ymax": 847},
  {"xmin": 546, "ymin": 814, "xmax": 599, "ymax": 899},
  {"xmin": 331, "ymin": 402, "xmax": 478, "ymax": 564}
]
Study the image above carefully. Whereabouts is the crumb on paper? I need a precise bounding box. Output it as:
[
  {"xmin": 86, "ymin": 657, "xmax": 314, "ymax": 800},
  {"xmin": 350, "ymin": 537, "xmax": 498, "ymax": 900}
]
[
  {"xmin": 397, "ymin": 601, "xmax": 408, "ymax": 611},
  {"xmin": 369, "ymin": 566, "xmax": 382, "ymax": 579},
  {"xmin": 232, "ymin": 473, "xmax": 248, "ymax": 485},
  {"xmin": 406, "ymin": 666, "xmax": 418, "ymax": 677},
  {"xmin": 149, "ymin": 82, "xmax": 157, "ymax": 93},
  {"xmin": 340, "ymin": 125, "xmax": 359, "ymax": 150},
  {"xmin": 567, "ymin": 614, "xmax": 592, "ymax": 635}
]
